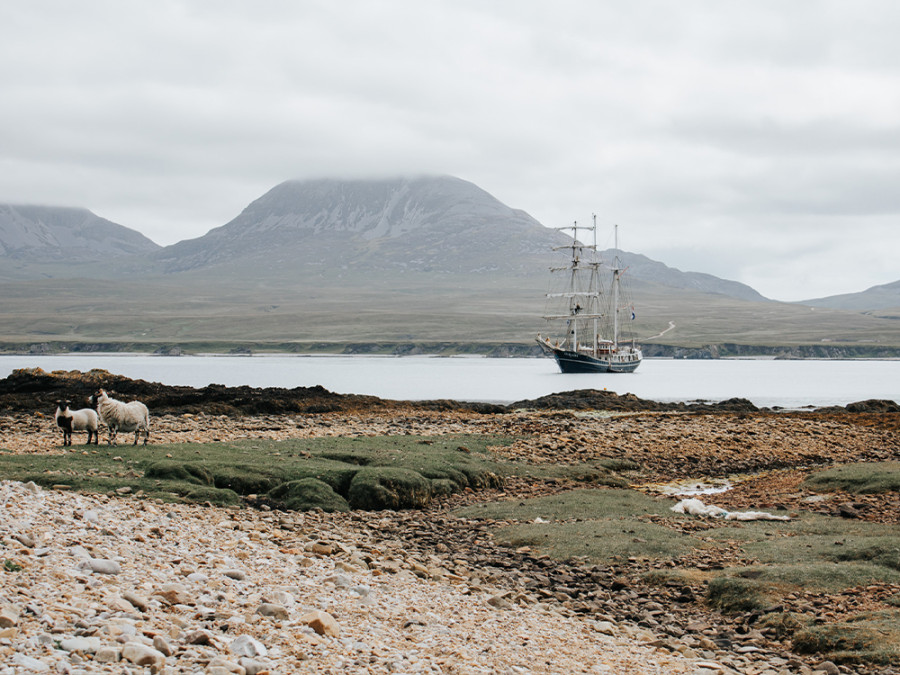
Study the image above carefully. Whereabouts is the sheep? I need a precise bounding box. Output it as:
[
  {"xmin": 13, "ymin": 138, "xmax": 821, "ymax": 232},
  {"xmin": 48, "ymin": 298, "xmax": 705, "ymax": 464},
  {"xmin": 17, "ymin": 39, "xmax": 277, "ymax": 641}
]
[
  {"xmin": 90, "ymin": 389, "xmax": 150, "ymax": 446},
  {"xmin": 54, "ymin": 399, "xmax": 99, "ymax": 446}
]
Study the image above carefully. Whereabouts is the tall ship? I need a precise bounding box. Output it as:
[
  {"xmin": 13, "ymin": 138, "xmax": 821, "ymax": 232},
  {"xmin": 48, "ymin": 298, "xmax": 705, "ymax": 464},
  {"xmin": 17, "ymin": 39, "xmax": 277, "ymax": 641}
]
[{"xmin": 536, "ymin": 216, "xmax": 642, "ymax": 373}]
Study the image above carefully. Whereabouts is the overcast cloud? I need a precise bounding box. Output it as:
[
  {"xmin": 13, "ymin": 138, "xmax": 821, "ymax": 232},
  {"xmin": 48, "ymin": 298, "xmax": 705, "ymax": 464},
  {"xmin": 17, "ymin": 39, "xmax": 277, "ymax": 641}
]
[{"xmin": 1, "ymin": 1, "xmax": 898, "ymax": 301}]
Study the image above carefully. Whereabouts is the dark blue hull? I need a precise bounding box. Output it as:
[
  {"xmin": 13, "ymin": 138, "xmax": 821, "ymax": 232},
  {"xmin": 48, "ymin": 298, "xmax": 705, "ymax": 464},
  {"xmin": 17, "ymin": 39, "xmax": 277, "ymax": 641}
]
[{"xmin": 550, "ymin": 349, "xmax": 641, "ymax": 373}]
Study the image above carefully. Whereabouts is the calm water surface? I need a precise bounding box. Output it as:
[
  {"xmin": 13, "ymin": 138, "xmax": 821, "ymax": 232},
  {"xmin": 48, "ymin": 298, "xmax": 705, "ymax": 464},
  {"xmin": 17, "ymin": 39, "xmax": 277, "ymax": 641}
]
[{"xmin": 1, "ymin": 355, "xmax": 897, "ymax": 408}]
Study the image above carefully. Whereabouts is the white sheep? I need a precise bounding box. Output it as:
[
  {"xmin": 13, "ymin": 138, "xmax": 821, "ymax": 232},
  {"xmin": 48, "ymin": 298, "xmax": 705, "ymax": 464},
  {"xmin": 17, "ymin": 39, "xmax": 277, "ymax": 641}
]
[
  {"xmin": 54, "ymin": 399, "xmax": 99, "ymax": 446},
  {"xmin": 91, "ymin": 389, "xmax": 150, "ymax": 446}
]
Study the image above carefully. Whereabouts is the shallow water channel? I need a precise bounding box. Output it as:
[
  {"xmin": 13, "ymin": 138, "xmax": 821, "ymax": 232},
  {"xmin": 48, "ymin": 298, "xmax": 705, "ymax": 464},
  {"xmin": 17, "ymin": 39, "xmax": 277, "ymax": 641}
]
[{"xmin": 638, "ymin": 477, "xmax": 734, "ymax": 497}]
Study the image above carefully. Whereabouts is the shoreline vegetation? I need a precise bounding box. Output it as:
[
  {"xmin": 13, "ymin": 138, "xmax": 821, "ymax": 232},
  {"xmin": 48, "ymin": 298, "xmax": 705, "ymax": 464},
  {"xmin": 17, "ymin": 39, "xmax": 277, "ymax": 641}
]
[
  {"xmin": 0, "ymin": 368, "xmax": 898, "ymax": 672},
  {"xmin": 4, "ymin": 340, "xmax": 900, "ymax": 359}
]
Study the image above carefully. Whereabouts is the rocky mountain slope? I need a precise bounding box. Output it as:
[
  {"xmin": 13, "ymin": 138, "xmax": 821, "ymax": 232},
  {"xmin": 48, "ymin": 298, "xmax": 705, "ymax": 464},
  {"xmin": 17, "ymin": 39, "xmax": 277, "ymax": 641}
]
[
  {"xmin": 0, "ymin": 177, "xmax": 774, "ymax": 302},
  {"xmin": 151, "ymin": 176, "xmax": 566, "ymax": 280},
  {"xmin": 0, "ymin": 204, "xmax": 159, "ymax": 267}
]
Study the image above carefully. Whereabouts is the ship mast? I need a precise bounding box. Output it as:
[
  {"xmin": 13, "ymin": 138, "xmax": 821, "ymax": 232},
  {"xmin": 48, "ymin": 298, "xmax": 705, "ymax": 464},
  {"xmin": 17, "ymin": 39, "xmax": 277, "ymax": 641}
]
[
  {"xmin": 613, "ymin": 223, "xmax": 619, "ymax": 350},
  {"xmin": 544, "ymin": 219, "xmax": 603, "ymax": 353},
  {"xmin": 570, "ymin": 220, "xmax": 579, "ymax": 351},
  {"xmin": 591, "ymin": 215, "xmax": 599, "ymax": 357}
]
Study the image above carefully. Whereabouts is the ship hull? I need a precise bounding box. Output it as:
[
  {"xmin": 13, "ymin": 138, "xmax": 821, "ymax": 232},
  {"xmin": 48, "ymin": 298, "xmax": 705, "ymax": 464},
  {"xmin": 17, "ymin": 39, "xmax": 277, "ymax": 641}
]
[{"xmin": 541, "ymin": 343, "xmax": 642, "ymax": 374}]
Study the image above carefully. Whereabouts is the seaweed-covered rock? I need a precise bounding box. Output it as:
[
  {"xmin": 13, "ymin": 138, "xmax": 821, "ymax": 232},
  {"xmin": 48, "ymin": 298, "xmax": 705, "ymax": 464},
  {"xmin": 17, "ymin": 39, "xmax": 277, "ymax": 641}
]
[
  {"xmin": 0, "ymin": 368, "xmax": 500, "ymax": 416},
  {"xmin": 845, "ymin": 399, "xmax": 900, "ymax": 413},
  {"xmin": 347, "ymin": 467, "xmax": 432, "ymax": 510},
  {"xmin": 267, "ymin": 479, "xmax": 350, "ymax": 512},
  {"xmin": 508, "ymin": 389, "xmax": 759, "ymax": 413}
]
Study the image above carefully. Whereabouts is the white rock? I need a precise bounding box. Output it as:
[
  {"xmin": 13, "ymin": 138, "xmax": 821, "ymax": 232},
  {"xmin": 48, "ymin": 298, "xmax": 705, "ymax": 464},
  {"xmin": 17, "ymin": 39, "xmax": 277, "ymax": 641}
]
[
  {"xmin": 153, "ymin": 633, "xmax": 173, "ymax": 656},
  {"xmin": 95, "ymin": 646, "xmax": 120, "ymax": 663},
  {"xmin": 121, "ymin": 642, "xmax": 166, "ymax": 668},
  {"xmin": 350, "ymin": 584, "xmax": 371, "ymax": 598},
  {"xmin": 239, "ymin": 657, "xmax": 271, "ymax": 675},
  {"xmin": 77, "ymin": 558, "xmax": 121, "ymax": 575},
  {"xmin": 593, "ymin": 621, "xmax": 617, "ymax": 635},
  {"xmin": 264, "ymin": 589, "xmax": 295, "ymax": 607},
  {"xmin": 12, "ymin": 653, "xmax": 49, "ymax": 671},
  {"xmin": 106, "ymin": 618, "xmax": 137, "ymax": 636},
  {"xmin": 231, "ymin": 634, "xmax": 268, "ymax": 658},
  {"xmin": 60, "ymin": 636, "xmax": 102, "ymax": 653},
  {"xmin": 256, "ymin": 603, "xmax": 289, "ymax": 620},
  {"xmin": 208, "ymin": 656, "xmax": 246, "ymax": 674},
  {"xmin": 0, "ymin": 605, "xmax": 18, "ymax": 628},
  {"xmin": 69, "ymin": 545, "xmax": 92, "ymax": 560},
  {"xmin": 122, "ymin": 591, "xmax": 150, "ymax": 612}
]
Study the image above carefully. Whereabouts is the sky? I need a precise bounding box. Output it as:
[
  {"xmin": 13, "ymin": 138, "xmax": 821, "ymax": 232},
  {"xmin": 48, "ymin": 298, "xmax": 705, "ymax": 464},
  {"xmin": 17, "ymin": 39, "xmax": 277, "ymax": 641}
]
[{"xmin": 1, "ymin": 1, "xmax": 898, "ymax": 302}]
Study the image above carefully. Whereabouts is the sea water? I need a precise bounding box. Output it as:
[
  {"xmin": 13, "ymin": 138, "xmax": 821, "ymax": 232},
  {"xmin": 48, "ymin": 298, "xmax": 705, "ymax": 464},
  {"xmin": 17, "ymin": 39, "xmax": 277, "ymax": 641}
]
[{"xmin": 0, "ymin": 354, "xmax": 897, "ymax": 408}]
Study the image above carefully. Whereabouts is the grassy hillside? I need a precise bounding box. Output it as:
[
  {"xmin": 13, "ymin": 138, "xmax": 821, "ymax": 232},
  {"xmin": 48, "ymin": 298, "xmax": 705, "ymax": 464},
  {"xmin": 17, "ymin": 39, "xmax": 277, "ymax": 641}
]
[{"xmin": 0, "ymin": 272, "xmax": 897, "ymax": 353}]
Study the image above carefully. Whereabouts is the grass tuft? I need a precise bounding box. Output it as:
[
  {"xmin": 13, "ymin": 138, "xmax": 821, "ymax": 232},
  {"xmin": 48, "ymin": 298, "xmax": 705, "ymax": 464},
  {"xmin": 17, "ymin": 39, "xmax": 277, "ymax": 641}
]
[
  {"xmin": 793, "ymin": 610, "xmax": 900, "ymax": 665},
  {"xmin": 758, "ymin": 612, "xmax": 814, "ymax": 639},
  {"xmin": 707, "ymin": 575, "xmax": 771, "ymax": 613}
]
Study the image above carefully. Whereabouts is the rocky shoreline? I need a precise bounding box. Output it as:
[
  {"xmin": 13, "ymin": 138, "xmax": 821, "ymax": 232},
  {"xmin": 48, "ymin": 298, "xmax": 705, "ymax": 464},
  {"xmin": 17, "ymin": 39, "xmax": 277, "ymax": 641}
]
[{"xmin": 0, "ymin": 369, "xmax": 898, "ymax": 674}]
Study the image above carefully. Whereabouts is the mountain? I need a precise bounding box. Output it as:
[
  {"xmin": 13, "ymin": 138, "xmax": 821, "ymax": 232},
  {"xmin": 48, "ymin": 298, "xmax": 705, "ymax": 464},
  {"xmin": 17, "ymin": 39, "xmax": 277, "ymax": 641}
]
[
  {"xmin": 0, "ymin": 205, "xmax": 160, "ymax": 266},
  {"xmin": 147, "ymin": 176, "xmax": 771, "ymax": 306},
  {"xmin": 797, "ymin": 280, "xmax": 900, "ymax": 311},
  {"xmin": 152, "ymin": 176, "xmax": 564, "ymax": 278},
  {"xmin": 0, "ymin": 177, "xmax": 897, "ymax": 352},
  {"xmin": 0, "ymin": 178, "xmax": 780, "ymax": 303},
  {"xmin": 601, "ymin": 249, "xmax": 769, "ymax": 302}
]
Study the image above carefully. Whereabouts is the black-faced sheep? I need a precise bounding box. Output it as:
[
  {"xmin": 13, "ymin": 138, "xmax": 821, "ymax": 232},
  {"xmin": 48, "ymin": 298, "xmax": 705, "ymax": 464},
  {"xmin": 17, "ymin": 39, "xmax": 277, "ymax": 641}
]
[
  {"xmin": 54, "ymin": 400, "xmax": 99, "ymax": 446},
  {"xmin": 90, "ymin": 389, "xmax": 150, "ymax": 446}
]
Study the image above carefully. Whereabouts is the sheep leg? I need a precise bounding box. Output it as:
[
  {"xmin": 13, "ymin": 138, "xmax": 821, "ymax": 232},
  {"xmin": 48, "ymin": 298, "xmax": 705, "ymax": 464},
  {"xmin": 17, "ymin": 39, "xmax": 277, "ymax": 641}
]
[
  {"xmin": 107, "ymin": 427, "xmax": 118, "ymax": 446},
  {"xmin": 57, "ymin": 417, "xmax": 73, "ymax": 446}
]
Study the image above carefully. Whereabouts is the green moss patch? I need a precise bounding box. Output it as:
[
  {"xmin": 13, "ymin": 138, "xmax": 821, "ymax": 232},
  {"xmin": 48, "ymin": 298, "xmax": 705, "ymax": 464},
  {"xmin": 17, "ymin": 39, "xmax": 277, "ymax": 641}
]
[
  {"xmin": 455, "ymin": 488, "xmax": 695, "ymax": 563},
  {"xmin": 267, "ymin": 478, "xmax": 349, "ymax": 512},
  {"xmin": 348, "ymin": 467, "xmax": 432, "ymax": 510},
  {"xmin": 454, "ymin": 487, "xmax": 675, "ymax": 522},
  {"xmin": 802, "ymin": 461, "xmax": 900, "ymax": 494},
  {"xmin": 705, "ymin": 515, "xmax": 900, "ymax": 591},
  {"xmin": 145, "ymin": 461, "xmax": 213, "ymax": 486},
  {"xmin": 179, "ymin": 485, "xmax": 241, "ymax": 507},
  {"xmin": 495, "ymin": 518, "xmax": 694, "ymax": 563},
  {"xmin": 1, "ymin": 432, "xmax": 623, "ymax": 512}
]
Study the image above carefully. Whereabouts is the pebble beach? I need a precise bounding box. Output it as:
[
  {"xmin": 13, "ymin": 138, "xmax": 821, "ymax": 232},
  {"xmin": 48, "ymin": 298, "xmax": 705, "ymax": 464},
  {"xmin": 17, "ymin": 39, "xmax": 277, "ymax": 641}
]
[{"xmin": 0, "ymin": 373, "xmax": 898, "ymax": 674}]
